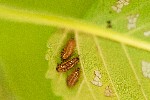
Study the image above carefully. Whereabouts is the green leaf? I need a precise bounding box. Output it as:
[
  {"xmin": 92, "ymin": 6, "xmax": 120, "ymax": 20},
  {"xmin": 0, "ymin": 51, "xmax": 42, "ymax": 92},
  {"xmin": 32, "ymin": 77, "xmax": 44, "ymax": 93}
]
[
  {"xmin": 0, "ymin": 5, "xmax": 150, "ymax": 51},
  {"xmin": 0, "ymin": 0, "xmax": 150, "ymax": 100},
  {"xmin": 45, "ymin": 30, "xmax": 150, "ymax": 100}
]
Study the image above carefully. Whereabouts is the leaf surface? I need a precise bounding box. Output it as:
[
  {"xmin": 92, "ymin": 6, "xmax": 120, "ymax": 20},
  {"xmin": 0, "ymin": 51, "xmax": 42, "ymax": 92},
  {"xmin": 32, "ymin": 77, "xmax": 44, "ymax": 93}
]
[{"xmin": 0, "ymin": 0, "xmax": 150, "ymax": 100}]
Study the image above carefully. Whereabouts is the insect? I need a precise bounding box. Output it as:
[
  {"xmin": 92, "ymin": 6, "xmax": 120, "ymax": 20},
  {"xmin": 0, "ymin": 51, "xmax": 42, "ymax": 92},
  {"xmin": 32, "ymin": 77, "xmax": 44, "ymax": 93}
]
[
  {"xmin": 67, "ymin": 68, "xmax": 80, "ymax": 87},
  {"xmin": 107, "ymin": 20, "xmax": 112, "ymax": 28},
  {"xmin": 61, "ymin": 39, "xmax": 76, "ymax": 60},
  {"xmin": 56, "ymin": 57, "xmax": 79, "ymax": 72}
]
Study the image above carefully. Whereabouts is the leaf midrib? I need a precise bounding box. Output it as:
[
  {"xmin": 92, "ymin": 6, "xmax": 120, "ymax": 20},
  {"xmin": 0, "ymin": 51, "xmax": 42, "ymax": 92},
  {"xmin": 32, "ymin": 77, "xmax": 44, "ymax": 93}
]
[{"xmin": 0, "ymin": 5, "xmax": 150, "ymax": 52}]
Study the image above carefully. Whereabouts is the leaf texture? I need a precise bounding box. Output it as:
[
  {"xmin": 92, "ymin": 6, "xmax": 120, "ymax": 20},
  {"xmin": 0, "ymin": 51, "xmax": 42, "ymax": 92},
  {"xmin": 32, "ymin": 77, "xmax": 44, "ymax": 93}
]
[
  {"xmin": 0, "ymin": 0, "xmax": 150, "ymax": 100},
  {"xmin": 45, "ymin": 29, "xmax": 150, "ymax": 100}
]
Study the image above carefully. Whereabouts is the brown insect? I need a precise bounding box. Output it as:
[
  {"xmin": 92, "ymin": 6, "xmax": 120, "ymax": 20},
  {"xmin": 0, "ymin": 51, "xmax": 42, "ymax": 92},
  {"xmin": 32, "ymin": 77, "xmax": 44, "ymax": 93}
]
[
  {"xmin": 56, "ymin": 57, "xmax": 79, "ymax": 72},
  {"xmin": 67, "ymin": 68, "xmax": 80, "ymax": 87},
  {"xmin": 61, "ymin": 39, "xmax": 76, "ymax": 60}
]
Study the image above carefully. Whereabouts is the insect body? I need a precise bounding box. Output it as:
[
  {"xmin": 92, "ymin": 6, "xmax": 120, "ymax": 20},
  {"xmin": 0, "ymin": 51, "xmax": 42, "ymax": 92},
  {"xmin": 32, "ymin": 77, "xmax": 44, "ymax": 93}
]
[
  {"xmin": 67, "ymin": 68, "xmax": 80, "ymax": 87},
  {"xmin": 56, "ymin": 57, "xmax": 79, "ymax": 72},
  {"xmin": 61, "ymin": 39, "xmax": 76, "ymax": 60},
  {"xmin": 107, "ymin": 20, "xmax": 112, "ymax": 28}
]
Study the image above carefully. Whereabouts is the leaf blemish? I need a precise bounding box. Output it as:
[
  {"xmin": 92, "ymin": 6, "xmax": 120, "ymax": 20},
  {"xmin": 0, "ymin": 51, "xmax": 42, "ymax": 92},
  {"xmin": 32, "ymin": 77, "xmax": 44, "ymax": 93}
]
[
  {"xmin": 127, "ymin": 14, "xmax": 139, "ymax": 30},
  {"xmin": 144, "ymin": 31, "xmax": 150, "ymax": 37},
  {"xmin": 141, "ymin": 61, "xmax": 150, "ymax": 79},
  {"xmin": 112, "ymin": 0, "xmax": 129, "ymax": 13},
  {"xmin": 91, "ymin": 70, "xmax": 102, "ymax": 87},
  {"xmin": 104, "ymin": 86, "xmax": 114, "ymax": 97},
  {"xmin": 94, "ymin": 70, "xmax": 102, "ymax": 79}
]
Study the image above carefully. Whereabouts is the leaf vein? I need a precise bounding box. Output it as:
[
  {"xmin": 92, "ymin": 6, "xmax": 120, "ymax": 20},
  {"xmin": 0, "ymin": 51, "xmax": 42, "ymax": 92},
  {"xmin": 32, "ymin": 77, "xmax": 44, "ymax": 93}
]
[
  {"xmin": 75, "ymin": 80, "xmax": 85, "ymax": 99},
  {"xmin": 127, "ymin": 22, "xmax": 150, "ymax": 35},
  {"xmin": 75, "ymin": 31, "xmax": 97, "ymax": 100},
  {"xmin": 122, "ymin": 44, "xmax": 148, "ymax": 100},
  {"xmin": 93, "ymin": 36, "xmax": 120, "ymax": 100}
]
